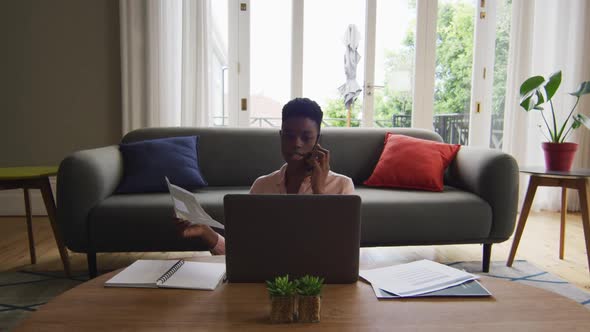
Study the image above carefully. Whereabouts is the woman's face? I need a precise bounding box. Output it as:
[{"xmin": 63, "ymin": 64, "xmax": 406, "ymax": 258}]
[{"xmin": 280, "ymin": 117, "xmax": 319, "ymax": 166}]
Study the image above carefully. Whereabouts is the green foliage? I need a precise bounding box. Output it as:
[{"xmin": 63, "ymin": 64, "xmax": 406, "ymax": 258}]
[
  {"xmin": 295, "ymin": 275, "xmax": 324, "ymax": 296},
  {"xmin": 374, "ymin": 90, "xmax": 412, "ymax": 121},
  {"xmin": 266, "ymin": 275, "xmax": 297, "ymax": 297},
  {"xmin": 434, "ymin": 2, "xmax": 474, "ymax": 115},
  {"xmin": 325, "ymin": 0, "xmax": 513, "ymax": 130},
  {"xmin": 491, "ymin": 0, "xmax": 512, "ymax": 123},
  {"xmin": 519, "ymin": 70, "xmax": 590, "ymax": 143},
  {"xmin": 323, "ymin": 98, "xmax": 361, "ymax": 127}
]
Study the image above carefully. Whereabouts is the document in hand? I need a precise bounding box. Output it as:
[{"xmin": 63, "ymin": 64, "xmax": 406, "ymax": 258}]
[
  {"xmin": 105, "ymin": 259, "xmax": 226, "ymax": 290},
  {"xmin": 166, "ymin": 177, "xmax": 224, "ymax": 229},
  {"xmin": 359, "ymin": 259, "xmax": 478, "ymax": 297}
]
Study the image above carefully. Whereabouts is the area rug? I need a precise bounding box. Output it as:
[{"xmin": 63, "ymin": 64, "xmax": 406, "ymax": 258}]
[{"xmin": 1, "ymin": 260, "xmax": 589, "ymax": 331}]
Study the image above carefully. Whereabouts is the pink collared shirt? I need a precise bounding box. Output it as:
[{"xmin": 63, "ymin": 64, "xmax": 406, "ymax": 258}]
[
  {"xmin": 250, "ymin": 164, "xmax": 355, "ymax": 194},
  {"xmin": 210, "ymin": 164, "xmax": 355, "ymax": 254}
]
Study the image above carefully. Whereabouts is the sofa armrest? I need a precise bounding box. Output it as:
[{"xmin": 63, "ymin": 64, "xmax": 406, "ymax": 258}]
[
  {"xmin": 57, "ymin": 145, "xmax": 123, "ymax": 252},
  {"xmin": 446, "ymin": 147, "xmax": 519, "ymax": 241}
]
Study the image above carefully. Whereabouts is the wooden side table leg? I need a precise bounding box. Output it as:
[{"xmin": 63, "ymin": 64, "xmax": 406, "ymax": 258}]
[
  {"xmin": 578, "ymin": 179, "xmax": 590, "ymax": 277},
  {"xmin": 39, "ymin": 177, "xmax": 71, "ymax": 276},
  {"xmin": 559, "ymin": 186, "xmax": 567, "ymax": 260},
  {"xmin": 23, "ymin": 188, "xmax": 36, "ymax": 264},
  {"xmin": 507, "ymin": 176, "xmax": 539, "ymax": 266}
]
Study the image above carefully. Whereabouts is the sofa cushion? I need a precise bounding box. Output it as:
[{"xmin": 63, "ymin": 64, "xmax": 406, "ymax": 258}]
[
  {"xmin": 88, "ymin": 187, "xmax": 249, "ymax": 252},
  {"xmin": 364, "ymin": 134, "xmax": 460, "ymax": 191},
  {"xmin": 121, "ymin": 127, "xmax": 444, "ymax": 186},
  {"xmin": 355, "ymin": 186, "xmax": 492, "ymax": 245},
  {"xmin": 88, "ymin": 186, "xmax": 491, "ymax": 251},
  {"xmin": 116, "ymin": 136, "xmax": 207, "ymax": 194}
]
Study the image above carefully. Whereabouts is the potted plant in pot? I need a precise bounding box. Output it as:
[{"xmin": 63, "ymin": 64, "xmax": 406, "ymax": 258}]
[
  {"xmin": 295, "ymin": 275, "xmax": 324, "ymax": 323},
  {"xmin": 519, "ymin": 70, "xmax": 590, "ymax": 171},
  {"xmin": 266, "ymin": 275, "xmax": 297, "ymax": 323}
]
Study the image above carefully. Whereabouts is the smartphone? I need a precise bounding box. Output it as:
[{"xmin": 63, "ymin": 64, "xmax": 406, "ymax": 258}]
[
  {"xmin": 305, "ymin": 135, "xmax": 321, "ymax": 172},
  {"xmin": 304, "ymin": 145, "xmax": 317, "ymax": 172}
]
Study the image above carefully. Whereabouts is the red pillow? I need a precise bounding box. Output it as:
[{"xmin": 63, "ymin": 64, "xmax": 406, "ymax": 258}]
[{"xmin": 364, "ymin": 133, "xmax": 460, "ymax": 192}]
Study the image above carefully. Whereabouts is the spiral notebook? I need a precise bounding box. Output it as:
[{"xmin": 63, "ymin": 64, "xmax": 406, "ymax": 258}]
[{"xmin": 104, "ymin": 259, "xmax": 226, "ymax": 290}]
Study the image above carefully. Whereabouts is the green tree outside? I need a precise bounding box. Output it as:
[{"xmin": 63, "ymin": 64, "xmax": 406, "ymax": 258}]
[
  {"xmin": 434, "ymin": 1, "xmax": 474, "ymax": 115},
  {"xmin": 323, "ymin": 0, "xmax": 510, "ymax": 131},
  {"xmin": 323, "ymin": 98, "xmax": 361, "ymax": 127}
]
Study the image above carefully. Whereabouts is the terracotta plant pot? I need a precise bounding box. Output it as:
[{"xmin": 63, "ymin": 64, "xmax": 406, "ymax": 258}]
[
  {"xmin": 297, "ymin": 295, "xmax": 321, "ymax": 323},
  {"xmin": 270, "ymin": 296, "xmax": 295, "ymax": 323},
  {"xmin": 542, "ymin": 142, "xmax": 578, "ymax": 171}
]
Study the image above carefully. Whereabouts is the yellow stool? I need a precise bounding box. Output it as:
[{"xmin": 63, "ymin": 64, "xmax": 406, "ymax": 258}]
[{"xmin": 0, "ymin": 166, "xmax": 70, "ymax": 276}]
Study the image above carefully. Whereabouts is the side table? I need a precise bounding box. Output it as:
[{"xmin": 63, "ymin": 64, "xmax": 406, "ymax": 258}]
[
  {"xmin": 507, "ymin": 166, "xmax": 590, "ymax": 276},
  {"xmin": 0, "ymin": 166, "xmax": 71, "ymax": 276}
]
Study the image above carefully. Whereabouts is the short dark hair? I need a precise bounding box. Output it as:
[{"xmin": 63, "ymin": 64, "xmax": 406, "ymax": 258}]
[{"xmin": 282, "ymin": 98, "xmax": 323, "ymax": 131}]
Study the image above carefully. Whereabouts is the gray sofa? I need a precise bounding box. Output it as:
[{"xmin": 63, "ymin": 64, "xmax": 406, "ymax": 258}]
[{"xmin": 57, "ymin": 127, "xmax": 519, "ymax": 277}]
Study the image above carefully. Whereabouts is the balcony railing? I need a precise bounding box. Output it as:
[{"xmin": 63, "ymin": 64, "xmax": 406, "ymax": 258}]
[
  {"xmin": 392, "ymin": 114, "xmax": 470, "ymax": 146},
  {"xmin": 213, "ymin": 116, "xmax": 401, "ymax": 128},
  {"xmin": 213, "ymin": 114, "xmax": 504, "ymax": 148}
]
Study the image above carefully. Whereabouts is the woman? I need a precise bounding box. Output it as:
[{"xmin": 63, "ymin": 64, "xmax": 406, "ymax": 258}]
[{"xmin": 178, "ymin": 98, "xmax": 354, "ymax": 254}]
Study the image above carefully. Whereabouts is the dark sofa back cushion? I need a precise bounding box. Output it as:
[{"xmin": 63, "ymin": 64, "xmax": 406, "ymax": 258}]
[{"xmin": 121, "ymin": 127, "xmax": 442, "ymax": 186}]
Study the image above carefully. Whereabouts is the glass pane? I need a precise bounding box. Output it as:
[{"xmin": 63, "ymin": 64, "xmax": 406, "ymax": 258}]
[
  {"xmin": 435, "ymin": 0, "xmax": 475, "ymax": 144},
  {"xmin": 490, "ymin": 0, "xmax": 512, "ymax": 149},
  {"xmin": 303, "ymin": 0, "xmax": 366, "ymax": 128},
  {"xmin": 374, "ymin": 0, "xmax": 417, "ymax": 128},
  {"xmin": 211, "ymin": 0, "xmax": 229, "ymax": 126},
  {"xmin": 249, "ymin": 0, "xmax": 291, "ymax": 128}
]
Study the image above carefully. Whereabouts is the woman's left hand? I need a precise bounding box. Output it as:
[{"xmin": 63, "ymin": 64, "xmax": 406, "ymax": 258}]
[{"xmin": 308, "ymin": 144, "xmax": 330, "ymax": 194}]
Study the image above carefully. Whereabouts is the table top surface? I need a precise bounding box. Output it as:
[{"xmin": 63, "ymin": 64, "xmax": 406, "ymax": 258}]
[
  {"xmin": 0, "ymin": 166, "xmax": 58, "ymax": 180},
  {"xmin": 15, "ymin": 256, "xmax": 590, "ymax": 331},
  {"xmin": 520, "ymin": 166, "xmax": 590, "ymax": 178}
]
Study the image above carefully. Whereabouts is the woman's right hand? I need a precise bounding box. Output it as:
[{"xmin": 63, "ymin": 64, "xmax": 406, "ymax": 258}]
[{"xmin": 174, "ymin": 218, "xmax": 219, "ymax": 249}]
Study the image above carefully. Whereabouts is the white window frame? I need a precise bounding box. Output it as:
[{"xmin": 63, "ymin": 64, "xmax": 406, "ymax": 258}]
[
  {"xmin": 227, "ymin": 0, "xmax": 503, "ymax": 148},
  {"xmin": 228, "ymin": 0, "xmax": 250, "ymax": 127},
  {"xmin": 468, "ymin": 0, "xmax": 497, "ymax": 146},
  {"xmin": 291, "ymin": 0, "xmax": 304, "ymax": 99},
  {"xmin": 411, "ymin": 0, "xmax": 438, "ymax": 130}
]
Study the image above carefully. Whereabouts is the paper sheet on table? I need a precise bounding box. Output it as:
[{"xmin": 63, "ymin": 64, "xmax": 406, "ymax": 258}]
[
  {"xmin": 165, "ymin": 177, "xmax": 224, "ymax": 229},
  {"xmin": 370, "ymin": 279, "xmax": 491, "ymax": 299},
  {"xmin": 360, "ymin": 259, "xmax": 477, "ymax": 297}
]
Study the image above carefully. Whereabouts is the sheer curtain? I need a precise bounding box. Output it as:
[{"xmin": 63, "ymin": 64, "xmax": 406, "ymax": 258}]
[
  {"xmin": 120, "ymin": 0, "xmax": 211, "ymax": 134},
  {"xmin": 503, "ymin": 0, "xmax": 590, "ymax": 212}
]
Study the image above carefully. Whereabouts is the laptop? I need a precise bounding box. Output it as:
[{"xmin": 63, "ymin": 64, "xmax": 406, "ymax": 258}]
[{"xmin": 223, "ymin": 194, "xmax": 361, "ymax": 284}]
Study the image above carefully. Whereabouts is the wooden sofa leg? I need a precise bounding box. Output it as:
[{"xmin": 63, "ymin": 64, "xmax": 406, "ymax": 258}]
[
  {"xmin": 87, "ymin": 252, "xmax": 97, "ymax": 278},
  {"xmin": 482, "ymin": 244, "xmax": 492, "ymax": 272}
]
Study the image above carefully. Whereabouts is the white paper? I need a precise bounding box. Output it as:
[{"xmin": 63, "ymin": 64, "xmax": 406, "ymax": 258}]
[
  {"xmin": 166, "ymin": 177, "xmax": 225, "ymax": 229},
  {"xmin": 157, "ymin": 261, "xmax": 226, "ymax": 290},
  {"xmin": 105, "ymin": 259, "xmax": 226, "ymax": 291},
  {"xmin": 104, "ymin": 259, "xmax": 178, "ymax": 288},
  {"xmin": 172, "ymin": 197, "xmax": 189, "ymax": 214},
  {"xmin": 360, "ymin": 259, "xmax": 477, "ymax": 297}
]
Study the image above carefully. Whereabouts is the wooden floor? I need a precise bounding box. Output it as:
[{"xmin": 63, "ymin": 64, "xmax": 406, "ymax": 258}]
[{"xmin": 1, "ymin": 211, "xmax": 589, "ymax": 291}]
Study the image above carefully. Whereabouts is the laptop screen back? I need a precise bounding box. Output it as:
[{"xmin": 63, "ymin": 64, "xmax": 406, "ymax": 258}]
[{"xmin": 223, "ymin": 194, "xmax": 361, "ymax": 284}]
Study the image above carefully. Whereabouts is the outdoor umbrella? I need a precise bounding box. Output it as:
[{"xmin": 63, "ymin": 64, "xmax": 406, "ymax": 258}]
[{"xmin": 337, "ymin": 24, "xmax": 362, "ymax": 127}]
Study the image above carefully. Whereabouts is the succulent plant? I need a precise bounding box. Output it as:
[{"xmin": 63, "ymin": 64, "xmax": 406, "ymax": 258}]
[
  {"xmin": 295, "ymin": 275, "xmax": 324, "ymax": 296},
  {"xmin": 266, "ymin": 275, "xmax": 297, "ymax": 297}
]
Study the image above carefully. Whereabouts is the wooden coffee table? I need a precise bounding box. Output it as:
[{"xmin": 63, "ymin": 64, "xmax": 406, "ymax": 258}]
[{"xmin": 16, "ymin": 256, "xmax": 590, "ymax": 331}]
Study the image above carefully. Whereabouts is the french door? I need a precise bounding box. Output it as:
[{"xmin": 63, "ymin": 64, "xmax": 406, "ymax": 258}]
[{"xmin": 216, "ymin": 0, "xmax": 511, "ymax": 148}]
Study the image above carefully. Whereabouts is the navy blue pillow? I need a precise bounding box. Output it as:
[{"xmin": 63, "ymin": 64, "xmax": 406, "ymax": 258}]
[{"xmin": 115, "ymin": 136, "xmax": 207, "ymax": 194}]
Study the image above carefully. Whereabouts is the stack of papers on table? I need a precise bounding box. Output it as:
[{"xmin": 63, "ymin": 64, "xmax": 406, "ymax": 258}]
[{"xmin": 360, "ymin": 259, "xmax": 491, "ymax": 298}]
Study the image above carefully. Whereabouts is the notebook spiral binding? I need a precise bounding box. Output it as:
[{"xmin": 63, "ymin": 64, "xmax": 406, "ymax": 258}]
[{"xmin": 156, "ymin": 260, "xmax": 185, "ymax": 284}]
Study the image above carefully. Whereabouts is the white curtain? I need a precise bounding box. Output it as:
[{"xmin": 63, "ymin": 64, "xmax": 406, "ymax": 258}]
[
  {"xmin": 503, "ymin": 0, "xmax": 590, "ymax": 212},
  {"xmin": 120, "ymin": 0, "xmax": 210, "ymax": 134}
]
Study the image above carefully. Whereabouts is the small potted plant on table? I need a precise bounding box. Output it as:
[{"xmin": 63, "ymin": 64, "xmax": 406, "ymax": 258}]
[
  {"xmin": 266, "ymin": 275, "xmax": 297, "ymax": 323},
  {"xmin": 295, "ymin": 275, "xmax": 324, "ymax": 323},
  {"xmin": 519, "ymin": 71, "xmax": 590, "ymax": 171}
]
